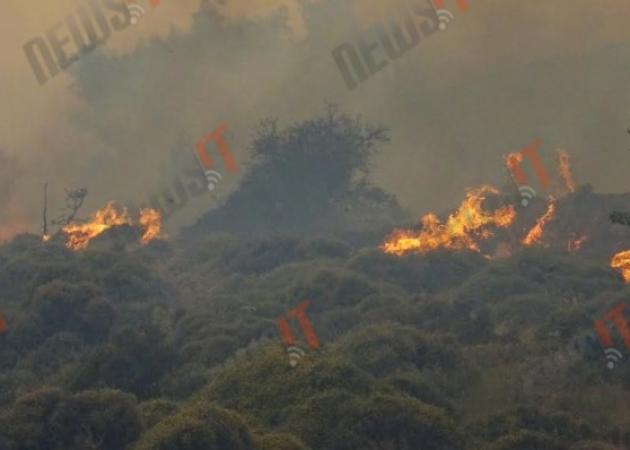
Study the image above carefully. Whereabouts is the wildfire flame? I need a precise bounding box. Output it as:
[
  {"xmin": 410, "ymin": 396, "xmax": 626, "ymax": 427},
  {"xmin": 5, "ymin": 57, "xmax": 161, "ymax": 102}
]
[
  {"xmin": 522, "ymin": 199, "xmax": 556, "ymax": 247},
  {"xmin": 381, "ymin": 186, "xmax": 516, "ymax": 256},
  {"xmin": 62, "ymin": 202, "xmax": 132, "ymax": 250},
  {"xmin": 139, "ymin": 208, "xmax": 163, "ymax": 245},
  {"xmin": 611, "ymin": 250, "xmax": 630, "ymax": 282},
  {"xmin": 62, "ymin": 202, "xmax": 163, "ymax": 250},
  {"xmin": 557, "ymin": 149, "xmax": 576, "ymax": 193}
]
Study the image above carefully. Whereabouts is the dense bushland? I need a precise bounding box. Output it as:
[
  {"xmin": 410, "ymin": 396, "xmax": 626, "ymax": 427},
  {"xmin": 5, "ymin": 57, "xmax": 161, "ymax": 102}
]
[{"xmin": 1, "ymin": 109, "xmax": 629, "ymax": 449}]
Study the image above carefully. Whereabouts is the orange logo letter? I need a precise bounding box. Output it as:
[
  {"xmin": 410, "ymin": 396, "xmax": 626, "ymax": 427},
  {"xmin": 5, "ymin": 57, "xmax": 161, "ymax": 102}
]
[
  {"xmin": 433, "ymin": 0, "xmax": 470, "ymax": 12},
  {"xmin": 594, "ymin": 303, "xmax": 630, "ymax": 351},
  {"xmin": 276, "ymin": 300, "xmax": 320, "ymax": 350},
  {"xmin": 507, "ymin": 139, "xmax": 551, "ymax": 189},
  {"xmin": 195, "ymin": 124, "xmax": 239, "ymax": 173}
]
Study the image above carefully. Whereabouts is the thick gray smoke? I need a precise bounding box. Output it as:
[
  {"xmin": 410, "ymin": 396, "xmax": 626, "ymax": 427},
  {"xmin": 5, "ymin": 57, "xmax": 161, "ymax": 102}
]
[{"xmin": 3, "ymin": 0, "xmax": 630, "ymax": 237}]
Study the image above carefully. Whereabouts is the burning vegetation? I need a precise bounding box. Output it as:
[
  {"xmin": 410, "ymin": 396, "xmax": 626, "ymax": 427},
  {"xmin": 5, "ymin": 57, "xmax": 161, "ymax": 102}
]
[
  {"xmin": 378, "ymin": 179, "xmax": 630, "ymax": 287},
  {"xmin": 522, "ymin": 199, "xmax": 556, "ymax": 247},
  {"xmin": 381, "ymin": 186, "xmax": 515, "ymax": 256},
  {"xmin": 611, "ymin": 250, "xmax": 630, "ymax": 282},
  {"xmin": 61, "ymin": 202, "xmax": 164, "ymax": 250},
  {"xmin": 138, "ymin": 208, "xmax": 164, "ymax": 245},
  {"xmin": 380, "ymin": 148, "xmax": 580, "ymax": 258},
  {"xmin": 379, "ymin": 184, "xmax": 577, "ymax": 258}
]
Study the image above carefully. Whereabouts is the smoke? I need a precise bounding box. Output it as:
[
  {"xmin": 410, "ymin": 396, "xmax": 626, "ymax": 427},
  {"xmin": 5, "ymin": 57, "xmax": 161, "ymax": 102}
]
[
  {"xmin": 3, "ymin": 0, "xmax": 630, "ymax": 238},
  {"xmin": 0, "ymin": 150, "xmax": 30, "ymax": 239}
]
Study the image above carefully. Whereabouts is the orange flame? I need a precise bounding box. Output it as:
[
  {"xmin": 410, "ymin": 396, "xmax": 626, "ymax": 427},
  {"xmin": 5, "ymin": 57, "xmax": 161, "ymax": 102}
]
[
  {"xmin": 139, "ymin": 208, "xmax": 163, "ymax": 245},
  {"xmin": 611, "ymin": 250, "xmax": 630, "ymax": 282},
  {"xmin": 522, "ymin": 199, "xmax": 556, "ymax": 247},
  {"xmin": 381, "ymin": 186, "xmax": 516, "ymax": 256},
  {"xmin": 557, "ymin": 149, "xmax": 575, "ymax": 193},
  {"xmin": 62, "ymin": 202, "xmax": 163, "ymax": 250},
  {"xmin": 62, "ymin": 202, "xmax": 132, "ymax": 250}
]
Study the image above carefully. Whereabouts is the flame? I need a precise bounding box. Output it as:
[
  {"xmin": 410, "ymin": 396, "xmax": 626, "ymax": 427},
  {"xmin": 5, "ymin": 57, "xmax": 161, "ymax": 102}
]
[
  {"xmin": 139, "ymin": 208, "xmax": 164, "ymax": 244},
  {"xmin": 522, "ymin": 199, "xmax": 556, "ymax": 247},
  {"xmin": 611, "ymin": 250, "xmax": 630, "ymax": 282},
  {"xmin": 62, "ymin": 203, "xmax": 163, "ymax": 250},
  {"xmin": 557, "ymin": 149, "xmax": 576, "ymax": 193},
  {"xmin": 567, "ymin": 234, "xmax": 586, "ymax": 252},
  {"xmin": 62, "ymin": 202, "xmax": 133, "ymax": 250},
  {"xmin": 381, "ymin": 186, "xmax": 516, "ymax": 256}
]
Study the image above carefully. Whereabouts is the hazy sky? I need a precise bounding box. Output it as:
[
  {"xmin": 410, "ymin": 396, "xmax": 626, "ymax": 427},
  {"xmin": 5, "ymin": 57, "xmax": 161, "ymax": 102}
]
[{"xmin": 2, "ymin": 0, "xmax": 630, "ymax": 237}]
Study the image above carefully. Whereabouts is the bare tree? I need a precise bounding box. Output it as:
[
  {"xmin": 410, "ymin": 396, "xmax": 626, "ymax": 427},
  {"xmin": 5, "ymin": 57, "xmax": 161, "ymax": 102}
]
[
  {"xmin": 51, "ymin": 187, "xmax": 88, "ymax": 227},
  {"xmin": 41, "ymin": 187, "xmax": 89, "ymax": 240}
]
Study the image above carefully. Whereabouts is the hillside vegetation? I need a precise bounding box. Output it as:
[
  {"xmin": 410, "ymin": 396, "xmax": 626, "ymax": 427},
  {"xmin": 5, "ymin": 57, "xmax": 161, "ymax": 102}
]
[{"xmin": 1, "ymin": 109, "xmax": 629, "ymax": 449}]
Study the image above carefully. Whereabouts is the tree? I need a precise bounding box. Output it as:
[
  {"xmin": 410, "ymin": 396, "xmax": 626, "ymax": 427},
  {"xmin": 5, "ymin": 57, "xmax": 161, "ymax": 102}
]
[
  {"xmin": 133, "ymin": 402, "xmax": 259, "ymax": 450},
  {"xmin": 288, "ymin": 391, "xmax": 462, "ymax": 450},
  {"xmin": 0, "ymin": 388, "xmax": 140, "ymax": 450},
  {"xmin": 193, "ymin": 106, "xmax": 404, "ymax": 234},
  {"xmin": 68, "ymin": 325, "xmax": 175, "ymax": 398}
]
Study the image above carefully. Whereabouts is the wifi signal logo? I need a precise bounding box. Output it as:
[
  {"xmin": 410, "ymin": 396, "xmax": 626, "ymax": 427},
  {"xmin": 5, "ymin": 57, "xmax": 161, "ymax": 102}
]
[
  {"xmin": 436, "ymin": 9, "xmax": 455, "ymax": 31},
  {"xmin": 287, "ymin": 346, "xmax": 305, "ymax": 367},
  {"xmin": 506, "ymin": 139, "xmax": 550, "ymax": 208},
  {"xmin": 194, "ymin": 123, "xmax": 239, "ymax": 193},
  {"xmin": 518, "ymin": 185, "xmax": 537, "ymax": 207},
  {"xmin": 594, "ymin": 303, "xmax": 630, "ymax": 369},
  {"xmin": 604, "ymin": 347, "xmax": 622, "ymax": 369},
  {"xmin": 127, "ymin": 3, "xmax": 146, "ymax": 25},
  {"xmin": 204, "ymin": 170, "xmax": 223, "ymax": 191},
  {"xmin": 276, "ymin": 300, "xmax": 320, "ymax": 368}
]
